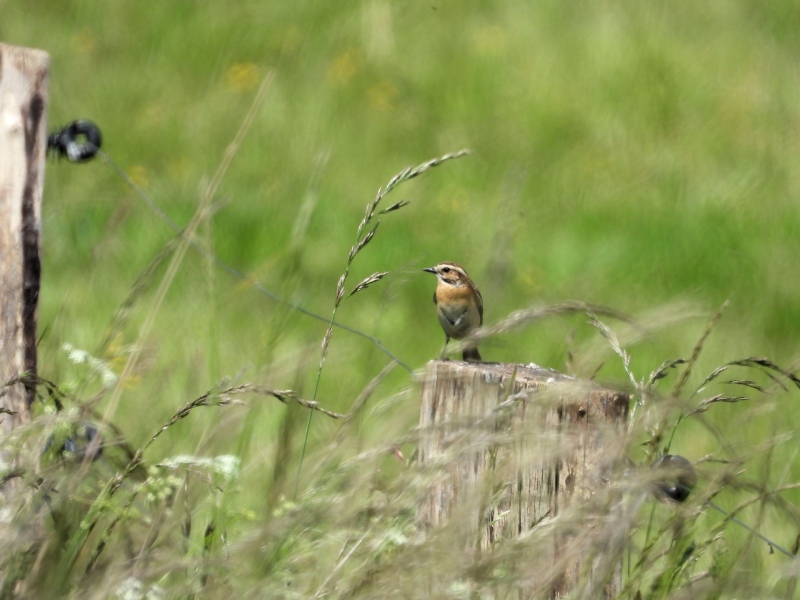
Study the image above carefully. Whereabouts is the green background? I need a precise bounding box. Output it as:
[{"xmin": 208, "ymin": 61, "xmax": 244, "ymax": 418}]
[{"xmin": 2, "ymin": 0, "xmax": 800, "ymax": 595}]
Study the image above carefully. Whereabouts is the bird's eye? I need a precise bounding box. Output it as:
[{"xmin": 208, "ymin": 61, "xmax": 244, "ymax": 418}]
[{"xmin": 442, "ymin": 267, "xmax": 451, "ymax": 273}]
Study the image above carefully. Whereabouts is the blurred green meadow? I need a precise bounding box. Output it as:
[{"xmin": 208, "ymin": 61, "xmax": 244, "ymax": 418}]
[{"xmin": 3, "ymin": 0, "xmax": 800, "ymax": 596}]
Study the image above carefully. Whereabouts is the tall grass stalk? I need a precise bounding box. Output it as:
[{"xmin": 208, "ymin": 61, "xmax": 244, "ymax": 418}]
[
  {"xmin": 97, "ymin": 74, "xmax": 273, "ymax": 428},
  {"xmin": 294, "ymin": 149, "xmax": 471, "ymax": 497}
]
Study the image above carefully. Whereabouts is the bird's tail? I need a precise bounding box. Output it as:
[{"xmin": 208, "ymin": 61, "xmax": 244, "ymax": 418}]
[{"xmin": 462, "ymin": 346, "xmax": 482, "ymax": 362}]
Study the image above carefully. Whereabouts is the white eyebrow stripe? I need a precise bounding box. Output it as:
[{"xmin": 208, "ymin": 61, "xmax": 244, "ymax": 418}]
[{"xmin": 436, "ymin": 263, "xmax": 468, "ymax": 278}]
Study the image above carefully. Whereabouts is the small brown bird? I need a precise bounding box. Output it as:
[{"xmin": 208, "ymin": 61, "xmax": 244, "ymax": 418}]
[{"xmin": 423, "ymin": 261, "xmax": 483, "ymax": 361}]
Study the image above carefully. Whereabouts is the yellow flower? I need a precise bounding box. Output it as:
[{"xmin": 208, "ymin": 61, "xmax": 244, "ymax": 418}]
[
  {"xmin": 226, "ymin": 62, "xmax": 260, "ymax": 92},
  {"xmin": 70, "ymin": 28, "xmax": 95, "ymax": 54},
  {"xmin": 128, "ymin": 165, "xmax": 150, "ymax": 189},
  {"xmin": 327, "ymin": 48, "xmax": 361, "ymax": 86},
  {"xmin": 368, "ymin": 80, "xmax": 397, "ymax": 112}
]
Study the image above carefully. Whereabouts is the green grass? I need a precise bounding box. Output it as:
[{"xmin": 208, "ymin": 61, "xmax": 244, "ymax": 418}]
[{"xmin": 2, "ymin": 0, "xmax": 800, "ymax": 597}]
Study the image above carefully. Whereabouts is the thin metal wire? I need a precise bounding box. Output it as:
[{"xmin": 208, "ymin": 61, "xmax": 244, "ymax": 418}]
[
  {"xmin": 706, "ymin": 499, "xmax": 796, "ymax": 558},
  {"xmin": 89, "ymin": 148, "xmax": 412, "ymax": 373}
]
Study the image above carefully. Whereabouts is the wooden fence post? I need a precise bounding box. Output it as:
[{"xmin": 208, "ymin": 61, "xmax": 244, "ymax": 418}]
[
  {"xmin": 418, "ymin": 360, "xmax": 629, "ymax": 598},
  {"xmin": 0, "ymin": 43, "xmax": 49, "ymax": 433}
]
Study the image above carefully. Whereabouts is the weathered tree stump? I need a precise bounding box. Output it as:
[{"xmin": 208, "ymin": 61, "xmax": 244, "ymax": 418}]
[
  {"xmin": 418, "ymin": 360, "xmax": 629, "ymax": 598},
  {"xmin": 0, "ymin": 43, "xmax": 50, "ymax": 432}
]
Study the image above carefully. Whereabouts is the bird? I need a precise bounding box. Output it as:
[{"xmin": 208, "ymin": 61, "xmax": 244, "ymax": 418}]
[{"xmin": 423, "ymin": 261, "xmax": 483, "ymax": 361}]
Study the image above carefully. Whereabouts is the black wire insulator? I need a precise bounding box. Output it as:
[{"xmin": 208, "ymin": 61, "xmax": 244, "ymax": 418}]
[
  {"xmin": 652, "ymin": 454, "xmax": 697, "ymax": 503},
  {"xmin": 48, "ymin": 120, "xmax": 102, "ymax": 162}
]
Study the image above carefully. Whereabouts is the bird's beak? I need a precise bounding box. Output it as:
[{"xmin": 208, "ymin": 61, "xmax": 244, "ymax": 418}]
[{"xmin": 423, "ymin": 267, "xmax": 436, "ymax": 274}]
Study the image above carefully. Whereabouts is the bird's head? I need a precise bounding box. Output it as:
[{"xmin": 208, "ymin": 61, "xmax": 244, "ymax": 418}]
[{"xmin": 423, "ymin": 262, "xmax": 471, "ymax": 286}]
